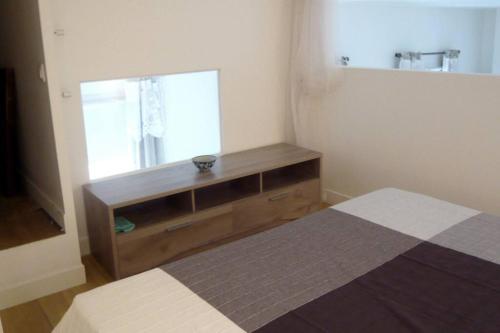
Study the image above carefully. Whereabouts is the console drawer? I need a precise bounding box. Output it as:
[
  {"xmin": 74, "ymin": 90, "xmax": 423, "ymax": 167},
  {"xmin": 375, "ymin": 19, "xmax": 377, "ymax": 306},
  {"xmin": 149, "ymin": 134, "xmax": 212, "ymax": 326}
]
[
  {"xmin": 233, "ymin": 178, "xmax": 321, "ymax": 232},
  {"xmin": 117, "ymin": 206, "xmax": 233, "ymax": 277}
]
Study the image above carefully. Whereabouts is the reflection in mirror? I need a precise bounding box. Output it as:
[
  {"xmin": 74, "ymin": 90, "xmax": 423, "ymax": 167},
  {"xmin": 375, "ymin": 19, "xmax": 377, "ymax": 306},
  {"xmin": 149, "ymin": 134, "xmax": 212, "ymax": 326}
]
[
  {"xmin": 338, "ymin": 1, "xmax": 500, "ymax": 74},
  {"xmin": 81, "ymin": 70, "xmax": 221, "ymax": 180}
]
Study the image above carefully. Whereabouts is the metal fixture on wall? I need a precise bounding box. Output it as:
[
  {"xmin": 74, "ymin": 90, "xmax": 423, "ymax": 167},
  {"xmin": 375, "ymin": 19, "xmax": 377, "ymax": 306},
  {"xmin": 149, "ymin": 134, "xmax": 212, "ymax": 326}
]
[
  {"xmin": 54, "ymin": 29, "xmax": 65, "ymax": 37},
  {"xmin": 340, "ymin": 56, "xmax": 350, "ymax": 66},
  {"xmin": 39, "ymin": 64, "xmax": 47, "ymax": 83}
]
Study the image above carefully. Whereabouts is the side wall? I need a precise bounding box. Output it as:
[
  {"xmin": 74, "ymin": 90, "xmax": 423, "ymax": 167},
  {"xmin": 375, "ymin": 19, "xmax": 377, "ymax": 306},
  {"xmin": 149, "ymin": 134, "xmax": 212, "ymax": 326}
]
[
  {"xmin": 0, "ymin": 0, "xmax": 85, "ymax": 310},
  {"xmin": 47, "ymin": 0, "xmax": 292, "ymax": 253},
  {"xmin": 318, "ymin": 67, "xmax": 500, "ymax": 216},
  {"xmin": 0, "ymin": 0, "xmax": 64, "ymax": 224}
]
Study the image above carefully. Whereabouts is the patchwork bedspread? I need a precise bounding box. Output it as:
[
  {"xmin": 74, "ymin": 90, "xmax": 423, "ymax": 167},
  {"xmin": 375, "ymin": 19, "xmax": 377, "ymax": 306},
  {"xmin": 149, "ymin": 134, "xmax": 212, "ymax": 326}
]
[
  {"xmin": 54, "ymin": 188, "xmax": 500, "ymax": 333},
  {"xmin": 162, "ymin": 189, "xmax": 500, "ymax": 332}
]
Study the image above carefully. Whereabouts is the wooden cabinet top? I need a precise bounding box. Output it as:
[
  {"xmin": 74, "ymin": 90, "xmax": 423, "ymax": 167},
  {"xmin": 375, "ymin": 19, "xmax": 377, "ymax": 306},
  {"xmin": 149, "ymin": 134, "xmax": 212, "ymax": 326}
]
[{"xmin": 84, "ymin": 143, "xmax": 321, "ymax": 208}]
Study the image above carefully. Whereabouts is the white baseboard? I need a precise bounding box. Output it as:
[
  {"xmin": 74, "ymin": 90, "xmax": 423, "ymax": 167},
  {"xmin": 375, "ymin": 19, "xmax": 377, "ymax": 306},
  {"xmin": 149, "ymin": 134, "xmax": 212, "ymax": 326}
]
[
  {"xmin": 323, "ymin": 189, "xmax": 352, "ymax": 205},
  {"xmin": 79, "ymin": 236, "xmax": 91, "ymax": 256},
  {"xmin": 21, "ymin": 174, "xmax": 65, "ymax": 230},
  {"xmin": 0, "ymin": 263, "xmax": 85, "ymax": 310}
]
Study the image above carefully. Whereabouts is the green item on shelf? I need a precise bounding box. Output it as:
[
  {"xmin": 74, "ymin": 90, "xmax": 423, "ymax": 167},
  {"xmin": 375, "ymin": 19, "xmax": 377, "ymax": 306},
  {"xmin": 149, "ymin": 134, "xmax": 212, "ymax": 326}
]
[{"xmin": 114, "ymin": 216, "xmax": 135, "ymax": 233}]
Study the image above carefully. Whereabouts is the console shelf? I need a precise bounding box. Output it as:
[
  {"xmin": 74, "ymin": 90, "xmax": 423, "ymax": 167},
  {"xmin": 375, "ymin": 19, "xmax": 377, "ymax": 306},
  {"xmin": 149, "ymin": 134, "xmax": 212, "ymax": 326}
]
[
  {"xmin": 262, "ymin": 159, "xmax": 320, "ymax": 192},
  {"xmin": 84, "ymin": 143, "xmax": 322, "ymax": 279},
  {"xmin": 195, "ymin": 174, "xmax": 260, "ymax": 211},
  {"xmin": 114, "ymin": 191, "xmax": 193, "ymax": 233}
]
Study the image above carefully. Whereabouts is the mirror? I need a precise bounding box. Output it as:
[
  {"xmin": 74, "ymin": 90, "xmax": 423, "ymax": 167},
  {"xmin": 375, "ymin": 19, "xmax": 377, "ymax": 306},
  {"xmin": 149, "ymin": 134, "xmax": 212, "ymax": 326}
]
[
  {"xmin": 81, "ymin": 70, "xmax": 221, "ymax": 180},
  {"xmin": 338, "ymin": 1, "xmax": 500, "ymax": 74}
]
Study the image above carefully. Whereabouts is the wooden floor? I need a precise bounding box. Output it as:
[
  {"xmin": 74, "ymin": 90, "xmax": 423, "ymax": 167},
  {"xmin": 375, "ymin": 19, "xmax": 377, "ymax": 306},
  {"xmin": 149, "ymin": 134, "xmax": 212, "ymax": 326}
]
[
  {"xmin": 0, "ymin": 256, "xmax": 113, "ymax": 333},
  {"xmin": 0, "ymin": 195, "xmax": 63, "ymax": 251},
  {"xmin": 0, "ymin": 203, "xmax": 333, "ymax": 333}
]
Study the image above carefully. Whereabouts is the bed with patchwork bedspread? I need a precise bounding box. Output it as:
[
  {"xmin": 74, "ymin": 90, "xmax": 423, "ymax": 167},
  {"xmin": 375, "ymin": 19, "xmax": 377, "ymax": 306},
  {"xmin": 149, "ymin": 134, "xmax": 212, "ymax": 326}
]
[{"xmin": 54, "ymin": 188, "xmax": 500, "ymax": 333}]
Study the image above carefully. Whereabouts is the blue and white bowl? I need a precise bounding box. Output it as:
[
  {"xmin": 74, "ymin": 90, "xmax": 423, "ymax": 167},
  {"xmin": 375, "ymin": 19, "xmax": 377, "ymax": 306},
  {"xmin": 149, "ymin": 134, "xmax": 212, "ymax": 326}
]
[{"xmin": 192, "ymin": 155, "xmax": 217, "ymax": 172}]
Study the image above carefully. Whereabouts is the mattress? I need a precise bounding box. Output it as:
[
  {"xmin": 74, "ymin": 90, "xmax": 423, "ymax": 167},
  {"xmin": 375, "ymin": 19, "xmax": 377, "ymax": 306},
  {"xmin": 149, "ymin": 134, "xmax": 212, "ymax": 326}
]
[{"xmin": 54, "ymin": 188, "xmax": 500, "ymax": 332}]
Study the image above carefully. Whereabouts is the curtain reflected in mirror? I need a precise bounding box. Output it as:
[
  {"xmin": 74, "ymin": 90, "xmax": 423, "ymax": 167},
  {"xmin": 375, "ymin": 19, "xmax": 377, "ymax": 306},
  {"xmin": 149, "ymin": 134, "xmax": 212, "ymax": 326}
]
[{"xmin": 81, "ymin": 70, "xmax": 221, "ymax": 180}]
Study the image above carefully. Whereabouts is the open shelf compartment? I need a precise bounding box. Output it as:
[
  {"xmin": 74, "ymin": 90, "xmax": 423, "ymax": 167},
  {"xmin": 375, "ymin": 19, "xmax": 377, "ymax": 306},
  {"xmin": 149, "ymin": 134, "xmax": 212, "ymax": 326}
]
[
  {"xmin": 113, "ymin": 191, "xmax": 193, "ymax": 232},
  {"xmin": 262, "ymin": 158, "xmax": 320, "ymax": 192},
  {"xmin": 195, "ymin": 174, "xmax": 260, "ymax": 211}
]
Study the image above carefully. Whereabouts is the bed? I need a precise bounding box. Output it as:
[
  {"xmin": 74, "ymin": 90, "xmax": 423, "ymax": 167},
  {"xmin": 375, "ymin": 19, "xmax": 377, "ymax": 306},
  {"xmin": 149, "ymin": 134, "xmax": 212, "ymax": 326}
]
[{"xmin": 54, "ymin": 188, "xmax": 500, "ymax": 332}]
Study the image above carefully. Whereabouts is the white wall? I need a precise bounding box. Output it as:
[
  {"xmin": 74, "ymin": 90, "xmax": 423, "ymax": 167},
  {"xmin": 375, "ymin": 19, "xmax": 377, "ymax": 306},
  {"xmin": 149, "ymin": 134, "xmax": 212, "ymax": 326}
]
[
  {"xmin": 0, "ymin": 0, "xmax": 64, "ymax": 223},
  {"xmin": 0, "ymin": 0, "xmax": 85, "ymax": 310},
  {"xmin": 338, "ymin": 3, "xmax": 497, "ymax": 73},
  {"xmin": 479, "ymin": 10, "xmax": 496, "ymax": 73},
  {"xmin": 45, "ymin": 0, "xmax": 292, "ymax": 253},
  {"xmin": 316, "ymin": 68, "xmax": 500, "ymax": 217},
  {"xmin": 340, "ymin": 0, "xmax": 500, "ymax": 6},
  {"xmin": 492, "ymin": 9, "xmax": 500, "ymax": 73}
]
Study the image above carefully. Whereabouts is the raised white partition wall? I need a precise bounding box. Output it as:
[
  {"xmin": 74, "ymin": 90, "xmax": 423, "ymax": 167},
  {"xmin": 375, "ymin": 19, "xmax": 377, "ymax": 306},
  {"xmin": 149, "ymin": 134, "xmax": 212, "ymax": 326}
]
[{"xmin": 44, "ymin": 0, "xmax": 292, "ymax": 255}]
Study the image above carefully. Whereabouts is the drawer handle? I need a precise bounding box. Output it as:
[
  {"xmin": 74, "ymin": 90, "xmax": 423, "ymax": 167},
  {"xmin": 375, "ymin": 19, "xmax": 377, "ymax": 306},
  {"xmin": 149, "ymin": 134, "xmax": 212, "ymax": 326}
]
[
  {"xmin": 269, "ymin": 192, "xmax": 290, "ymax": 202},
  {"xmin": 166, "ymin": 221, "xmax": 195, "ymax": 232}
]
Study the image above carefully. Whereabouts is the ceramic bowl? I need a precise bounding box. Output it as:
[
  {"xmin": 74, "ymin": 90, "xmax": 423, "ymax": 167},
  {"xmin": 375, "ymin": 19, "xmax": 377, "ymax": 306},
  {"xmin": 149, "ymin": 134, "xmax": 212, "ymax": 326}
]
[{"xmin": 192, "ymin": 155, "xmax": 217, "ymax": 172}]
